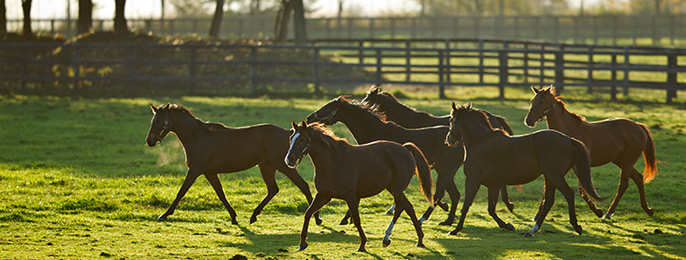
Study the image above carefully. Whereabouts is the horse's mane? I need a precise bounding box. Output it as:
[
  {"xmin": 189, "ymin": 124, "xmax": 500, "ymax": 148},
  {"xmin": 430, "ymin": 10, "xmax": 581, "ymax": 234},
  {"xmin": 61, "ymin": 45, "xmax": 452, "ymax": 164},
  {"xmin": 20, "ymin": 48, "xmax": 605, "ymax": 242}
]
[
  {"xmin": 166, "ymin": 103, "xmax": 227, "ymax": 131},
  {"xmin": 460, "ymin": 107, "xmax": 506, "ymax": 142},
  {"xmin": 341, "ymin": 98, "xmax": 405, "ymax": 129},
  {"xmin": 553, "ymin": 96, "xmax": 586, "ymax": 122},
  {"xmin": 307, "ymin": 122, "xmax": 349, "ymax": 151},
  {"xmin": 378, "ymin": 92, "xmax": 436, "ymax": 117}
]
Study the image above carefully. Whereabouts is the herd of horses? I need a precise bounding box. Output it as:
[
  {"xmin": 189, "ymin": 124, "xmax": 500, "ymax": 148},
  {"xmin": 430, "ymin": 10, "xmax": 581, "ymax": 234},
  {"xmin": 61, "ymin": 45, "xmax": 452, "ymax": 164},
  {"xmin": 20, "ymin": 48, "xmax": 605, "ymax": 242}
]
[{"xmin": 145, "ymin": 85, "xmax": 658, "ymax": 252}]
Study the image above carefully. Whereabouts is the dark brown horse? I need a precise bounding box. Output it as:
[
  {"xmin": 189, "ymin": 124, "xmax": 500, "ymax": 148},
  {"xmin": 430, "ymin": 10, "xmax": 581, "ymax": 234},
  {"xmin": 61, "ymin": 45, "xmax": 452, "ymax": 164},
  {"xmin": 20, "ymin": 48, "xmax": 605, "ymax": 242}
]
[
  {"xmin": 525, "ymin": 86, "xmax": 657, "ymax": 219},
  {"xmin": 361, "ymin": 85, "xmax": 518, "ymax": 211},
  {"xmin": 307, "ymin": 96, "xmax": 482, "ymax": 226},
  {"xmin": 285, "ymin": 121, "xmax": 433, "ymax": 252},
  {"xmin": 146, "ymin": 104, "xmax": 320, "ymax": 225},
  {"xmin": 446, "ymin": 103, "xmax": 604, "ymax": 237},
  {"xmin": 362, "ymin": 86, "xmax": 513, "ymax": 133}
]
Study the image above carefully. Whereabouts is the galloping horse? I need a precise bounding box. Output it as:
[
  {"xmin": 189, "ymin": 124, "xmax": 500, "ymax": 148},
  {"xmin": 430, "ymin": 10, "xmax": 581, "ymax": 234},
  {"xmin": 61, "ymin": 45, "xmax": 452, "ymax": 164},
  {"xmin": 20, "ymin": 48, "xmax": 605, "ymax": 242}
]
[
  {"xmin": 307, "ymin": 96, "xmax": 490, "ymax": 226},
  {"xmin": 446, "ymin": 103, "xmax": 605, "ymax": 237},
  {"xmin": 525, "ymin": 86, "xmax": 657, "ymax": 219},
  {"xmin": 285, "ymin": 121, "xmax": 433, "ymax": 252},
  {"xmin": 146, "ymin": 104, "xmax": 320, "ymax": 225},
  {"xmin": 361, "ymin": 86, "xmax": 517, "ymax": 211}
]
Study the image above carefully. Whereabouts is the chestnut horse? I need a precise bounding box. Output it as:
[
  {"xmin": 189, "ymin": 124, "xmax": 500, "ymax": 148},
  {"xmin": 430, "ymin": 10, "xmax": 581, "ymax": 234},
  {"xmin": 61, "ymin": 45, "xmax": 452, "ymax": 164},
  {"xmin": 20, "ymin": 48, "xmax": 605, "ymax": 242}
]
[
  {"xmin": 146, "ymin": 104, "xmax": 320, "ymax": 225},
  {"xmin": 446, "ymin": 103, "xmax": 604, "ymax": 237},
  {"xmin": 525, "ymin": 86, "xmax": 657, "ymax": 219},
  {"xmin": 307, "ymin": 96, "xmax": 497, "ymax": 226},
  {"xmin": 285, "ymin": 121, "xmax": 433, "ymax": 252}
]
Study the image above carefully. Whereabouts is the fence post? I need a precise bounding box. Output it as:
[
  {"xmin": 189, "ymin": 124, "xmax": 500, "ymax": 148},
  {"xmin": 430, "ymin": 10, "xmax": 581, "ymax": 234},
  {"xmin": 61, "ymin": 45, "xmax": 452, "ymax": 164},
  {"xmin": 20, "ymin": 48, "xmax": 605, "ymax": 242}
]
[
  {"xmin": 587, "ymin": 46, "xmax": 594, "ymax": 94},
  {"xmin": 478, "ymin": 39, "xmax": 484, "ymax": 84},
  {"xmin": 369, "ymin": 18, "xmax": 374, "ymax": 38},
  {"xmin": 189, "ymin": 46, "xmax": 197, "ymax": 94},
  {"xmin": 667, "ymin": 52, "xmax": 677, "ymax": 104},
  {"xmin": 540, "ymin": 44, "xmax": 545, "ymax": 85},
  {"xmin": 523, "ymin": 42, "xmax": 529, "ymax": 83},
  {"xmin": 498, "ymin": 50, "xmax": 508, "ymax": 100},
  {"xmin": 375, "ymin": 49, "xmax": 383, "ymax": 86},
  {"xmin": 405, "ymin": 40, "xmax": 411, "ymax": 82},
  {"xmin": 313, "ymin": 48, "xmax": 321, "ymax": 95},
  {"xmin": 610, "ymin": 53, "xmax": 617, "ymax": 102},
  {"xmin": 438, "ymin": 50, "xmax": 446, "ymax": 99},
  {"xmin": 250, "ymin": 46, "xmax": 257, "ymax": 97},
  {"xmin": 554, "ymin": 46, "xmax": 564, "ymax": 92},
  {"xmin": 444, "ymin": 39, "xmax": 451, "ymax": 87},
  {"xmin": 358, "ymin": 41, "xmax": 364, "ymax": 64},
  {"xmin": 623, "ymin": 47, "xmax": 630, "ymax": 96}
]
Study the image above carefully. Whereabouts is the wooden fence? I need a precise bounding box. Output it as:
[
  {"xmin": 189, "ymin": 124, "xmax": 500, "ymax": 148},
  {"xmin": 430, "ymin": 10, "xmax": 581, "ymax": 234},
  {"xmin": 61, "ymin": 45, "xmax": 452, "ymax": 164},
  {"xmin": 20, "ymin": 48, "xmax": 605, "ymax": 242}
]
[
  {"xmin": 1, "ymin": 38, "xmax": 685, "ymax": 102},
  {"xmin": 7, "ymin": 14, "xmax": 686, "ymax": 46}
]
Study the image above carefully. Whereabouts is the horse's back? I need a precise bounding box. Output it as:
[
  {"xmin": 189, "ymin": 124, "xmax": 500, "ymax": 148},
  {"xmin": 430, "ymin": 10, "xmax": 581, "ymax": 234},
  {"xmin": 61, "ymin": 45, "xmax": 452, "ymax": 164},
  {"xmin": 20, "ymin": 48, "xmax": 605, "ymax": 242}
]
[{"xmin": 345, "ymin": 141, "xmax": 416, "ymax": 197}]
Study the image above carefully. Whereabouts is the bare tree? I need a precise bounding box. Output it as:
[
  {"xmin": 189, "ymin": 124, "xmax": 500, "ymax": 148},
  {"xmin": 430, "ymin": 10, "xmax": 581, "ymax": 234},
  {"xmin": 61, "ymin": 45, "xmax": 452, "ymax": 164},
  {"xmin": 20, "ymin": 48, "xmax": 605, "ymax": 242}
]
[
  {"xmin": 292, "ymin": 0, "xmax": 306, "ymax": 45},
  {"xmin": 274, "ymin": 0, "xmax": 292, "ymax": 43},
  {"xmin": 21, "ymin": 0, "xmax": 32, "ymax": 36},
  {"xmin": 114, "ymin": 0, "xmax": 128, "ymax": 34},
  {"xmin": 0, "ymin": 0, "xmax": 6, "ymax": 35},
  {"xmin": 209, "ymin": 0, "xmax": 225, "ymax": 38},
  {"xmin": 78, "ymin": 0, "xmax": 93, "ymax": 34}
]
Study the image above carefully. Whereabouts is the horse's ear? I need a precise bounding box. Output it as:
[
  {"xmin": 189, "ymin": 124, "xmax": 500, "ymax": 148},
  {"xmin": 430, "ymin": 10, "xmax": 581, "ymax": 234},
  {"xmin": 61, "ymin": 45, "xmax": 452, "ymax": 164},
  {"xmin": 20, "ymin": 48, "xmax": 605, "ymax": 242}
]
[
  {"xmin": 372, "ymin": 85, "xmax": 380, "ymax": 94},
  {"xmin": 451, "ymin": 102, "xmax": 457, "ymax": 111},
  {"xmin": 466, "ymin": 103, "xmax": 472, "ymax": 109},
  {"xmin": 291, "ymin": 121, "xmax": 298, "ymax": 129},
  {"xmin": 300, "ymin": 120, "xmax": 307, "ymax": 128},
  {"xmin": 531, "ymin": 85, "xmax": 540, "ymax": 93},
  {"xmin": 150, "ymin": 104, "xmax": 158, "ymax": 113},
  {"xmin": 548, "ymin": 85, "xmax": 556, "ymax": 95},
  {"xmin": 163, "ymin": 103, "xmax": 170, "ymax": 110}
]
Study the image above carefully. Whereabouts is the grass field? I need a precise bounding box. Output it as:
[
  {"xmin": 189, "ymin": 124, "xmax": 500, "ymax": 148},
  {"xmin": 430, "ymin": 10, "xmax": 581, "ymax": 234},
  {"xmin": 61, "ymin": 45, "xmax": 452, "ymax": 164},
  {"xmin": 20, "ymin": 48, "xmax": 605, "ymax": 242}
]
[{"xmin": 1, "ymin": 87, "xmax": 685, "ymax": 259}]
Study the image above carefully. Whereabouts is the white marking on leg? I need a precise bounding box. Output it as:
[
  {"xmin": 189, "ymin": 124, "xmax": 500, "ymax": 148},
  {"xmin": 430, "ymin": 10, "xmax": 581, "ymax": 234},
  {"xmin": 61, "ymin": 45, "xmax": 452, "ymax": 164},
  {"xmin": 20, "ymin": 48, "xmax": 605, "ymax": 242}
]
[
  {"xmin": 384, "ymin": 220, "xmax": 396, "ymax": 241},
  {"xmin": 528, "ymin": 223, "xmax": 540, "ymax": 234},
  {"xmin": 385, "ymin": 204, "xmax": 395, "ymax": 215}
]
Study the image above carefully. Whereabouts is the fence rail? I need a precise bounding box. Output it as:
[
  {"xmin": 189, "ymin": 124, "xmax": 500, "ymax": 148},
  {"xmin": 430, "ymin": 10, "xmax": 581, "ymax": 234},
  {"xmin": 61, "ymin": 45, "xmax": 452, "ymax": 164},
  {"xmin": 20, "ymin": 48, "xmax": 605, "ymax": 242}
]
[
  {"xmin": 1, "ymin": 38, "xmax": 685, "ymax": 102},
  {"xmin": 7, "ymin": 14, "xmax": 686, "ymax": 46}
]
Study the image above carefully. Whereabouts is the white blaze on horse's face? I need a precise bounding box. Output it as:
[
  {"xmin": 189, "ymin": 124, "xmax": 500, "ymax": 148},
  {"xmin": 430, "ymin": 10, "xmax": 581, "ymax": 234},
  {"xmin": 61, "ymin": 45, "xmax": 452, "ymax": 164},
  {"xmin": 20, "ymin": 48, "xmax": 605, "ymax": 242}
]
[{"xmin": 285, "ymin": 132, "xmax": 301, "ymax": 168}]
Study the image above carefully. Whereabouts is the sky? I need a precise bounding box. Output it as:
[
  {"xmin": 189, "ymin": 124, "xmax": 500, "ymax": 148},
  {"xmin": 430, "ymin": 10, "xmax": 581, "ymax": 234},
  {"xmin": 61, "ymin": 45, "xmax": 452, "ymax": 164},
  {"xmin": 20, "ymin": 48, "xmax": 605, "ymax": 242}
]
[{"xmin": 6, "ymin": 0, "xmax": 599, "ymax": 20}]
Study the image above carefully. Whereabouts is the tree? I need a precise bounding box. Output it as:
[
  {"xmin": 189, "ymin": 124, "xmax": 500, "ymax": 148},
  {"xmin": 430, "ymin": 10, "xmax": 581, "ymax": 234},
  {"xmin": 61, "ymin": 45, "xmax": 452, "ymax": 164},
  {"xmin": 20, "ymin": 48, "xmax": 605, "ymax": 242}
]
[
  {"xmin": 292, "ymin": 0, "xmax": 306, "ymax": 45},
  {"xmin": 0, "ymin": 0, "xmax": 6, "ymax": 35},
  {"xmin": 21, "ymin": 0, "xmax": 32, "ymax": 36},
  {"xmin": 78, "ymin": 0, "xmax": 93, "ymax": 34},
  {"xmin": 209, "ymin": 0, "xmax": 225, "ymax": 38},
  {"xmin": 114, "ymin": 0, "xmax": 128, "ymax": 34},
  {"xmin": 274, "ymin": 0, "xmax": 292, "ymax": 43}
]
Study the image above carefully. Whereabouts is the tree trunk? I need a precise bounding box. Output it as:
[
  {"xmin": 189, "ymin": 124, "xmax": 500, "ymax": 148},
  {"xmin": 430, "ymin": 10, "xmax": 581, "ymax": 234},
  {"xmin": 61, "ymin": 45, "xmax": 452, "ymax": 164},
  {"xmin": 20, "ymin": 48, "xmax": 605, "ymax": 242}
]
[
  {"xmin": 292, "ymin": 0, "xmax": 306, "ymax": 45},
  {"xmin": 274, "ymin": 0, "xmax": 292, "ymax": 43},
  {"xmin": 209, "ymin": 0, "xmax": 224, "ymax": 38},
  {"xmin": 114, "ymin": 0, "xmax": 128, "ymax": 34},
  {"xmin": 78, "ymin": 0, "xmax": 93, "ymax": 34},
  {"xmin": 21, "ymin": 0, "xmax": 32, "ymax": 36},
  {"xmin": 0, "ymin": 0, "xmax": 6, "ymax": 35}
]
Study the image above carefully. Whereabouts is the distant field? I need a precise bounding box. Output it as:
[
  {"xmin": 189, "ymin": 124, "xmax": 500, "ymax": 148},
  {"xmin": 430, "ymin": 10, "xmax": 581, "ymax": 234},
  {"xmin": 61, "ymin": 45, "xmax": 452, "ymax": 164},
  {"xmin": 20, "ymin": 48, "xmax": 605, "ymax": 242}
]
[{"xmin": 0, "ymin": 90, "xmax": 685, "ymax": 259}]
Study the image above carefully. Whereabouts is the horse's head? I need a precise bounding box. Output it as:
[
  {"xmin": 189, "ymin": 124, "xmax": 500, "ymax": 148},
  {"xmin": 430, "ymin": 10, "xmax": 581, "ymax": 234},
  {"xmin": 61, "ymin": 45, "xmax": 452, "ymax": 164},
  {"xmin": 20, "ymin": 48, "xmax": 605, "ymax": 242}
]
[
  {"xmin": 360, "ymin": 85, "xmax": 381, "ymax": 105},
  {"xmin": 285, "ymin": 121, "xmax": 311, "ymax": 168},
  {"xmin": 445, "ymin": 102, "xmax": 469, "ymax": 146},
  {"xmin": 146, "ymin": 104, "xmax": 172, "ymax": 146},
  {"xmin": 306, "ymin": 96, "xmax": 345, "ymax": 125},
  {"xmin": 525, "ymin": 85, "xmax": 557, "ymax": 127}
]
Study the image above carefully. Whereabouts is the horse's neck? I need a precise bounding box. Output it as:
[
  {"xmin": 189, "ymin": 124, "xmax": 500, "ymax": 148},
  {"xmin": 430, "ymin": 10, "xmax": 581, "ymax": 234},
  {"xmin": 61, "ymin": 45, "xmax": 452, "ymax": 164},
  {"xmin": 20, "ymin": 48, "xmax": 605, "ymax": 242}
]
[
  {"xmin": 307, "ymin": 136, "xmax": 342, "ymax": 177},
  {"xmin": 461, "ymin": 121, "xmax": 495, "ymax": 148},
  {"xmin": 382, "ymin": 98, "xmax": 447, "ymax": 126},
  {"xmin": 339, "ymin": 106, "xmax": 395, "ymax": 144},
  {"xmin": 546, "ymin": 103, "xmax": 583, "ymax": 133},
  {"xmin": 170, "ymin": 113, "xmax": 205, "ymax": 148}
]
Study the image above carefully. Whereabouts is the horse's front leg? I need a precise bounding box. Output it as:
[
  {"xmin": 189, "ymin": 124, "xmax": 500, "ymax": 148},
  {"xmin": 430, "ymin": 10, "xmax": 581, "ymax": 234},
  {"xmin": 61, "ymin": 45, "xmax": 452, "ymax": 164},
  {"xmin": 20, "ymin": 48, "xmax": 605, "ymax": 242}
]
[
  {"xmin": 158, "ymin": 167, "xmax": 202, "ymax": 221},
  {"xmin": 205, "ymin": 173, "xmax": 239, "ymax": 225},
  {"xmin": 344, "ymin": 195, "xmax": 367, "ymax": 252},
  {"xmin": 487, "ymin": 186, "xmax": 514, "ymax": 231},
  {"xmin": 299, "ymin": 194, "xmax": 331, "ymax": 251},
  {"xmin": 449, "ymin": 177, "xmax": 480, "ymax": 235}
]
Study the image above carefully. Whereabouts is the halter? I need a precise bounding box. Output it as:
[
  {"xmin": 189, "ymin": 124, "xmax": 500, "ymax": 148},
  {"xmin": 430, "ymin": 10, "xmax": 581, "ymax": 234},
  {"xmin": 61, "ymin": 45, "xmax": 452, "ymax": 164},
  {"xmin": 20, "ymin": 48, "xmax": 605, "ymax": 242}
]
[
  {"xmin": 288, "ymin": 133, "xmax": 311, "ymax": 166},
  {"xmin": 149, "ymin": 109, "xmax": 170, "ymax": 143},
  {"xmin": 532, "ymin": 101, "xmax": 557, "ymax": 120},
  {"xmin": 311, "ymin": 107, "xmax": 339, "ymax": 124}
]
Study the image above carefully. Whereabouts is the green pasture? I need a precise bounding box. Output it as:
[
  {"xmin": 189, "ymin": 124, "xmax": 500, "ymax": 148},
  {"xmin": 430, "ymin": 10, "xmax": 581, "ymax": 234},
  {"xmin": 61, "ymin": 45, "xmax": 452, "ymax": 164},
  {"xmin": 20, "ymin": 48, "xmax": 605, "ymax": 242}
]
[{"xmin": 1, "ymin": 87, "xmax": 685, "ymax": 259}]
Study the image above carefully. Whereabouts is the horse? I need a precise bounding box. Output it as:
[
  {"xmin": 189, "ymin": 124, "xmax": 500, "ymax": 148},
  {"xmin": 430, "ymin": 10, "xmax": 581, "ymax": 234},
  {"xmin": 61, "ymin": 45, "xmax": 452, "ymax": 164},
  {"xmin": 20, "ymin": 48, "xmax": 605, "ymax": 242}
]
[
  {"xmin": 361, "ymin": 85, "xmax": 518, "ymax": 210},
  {"xmin": 145, "ymin": 103, "xmax": 320, "ymax": 225},
  {"xmin": 446, "ymin": 103, "xmax": 605, "ymax": 237},
  {"xmin": 285, "ymin": 121, "xmax": 434, "ymax": 252},
  {"xmin": 362, "ymin": 86, "xmax": 513, "ymax": 133},
  {"xmin": 525, "ymin": 85, "xmax": 657, "ymax": 219},
  {"xmin": 307, "ymin": 96, "xmax": 496, "ymax": 226}
]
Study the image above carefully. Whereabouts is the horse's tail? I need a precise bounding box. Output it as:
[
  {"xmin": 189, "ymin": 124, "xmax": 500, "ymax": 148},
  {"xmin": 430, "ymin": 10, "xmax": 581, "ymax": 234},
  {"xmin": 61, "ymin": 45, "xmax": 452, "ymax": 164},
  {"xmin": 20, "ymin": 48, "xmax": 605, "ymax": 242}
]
[
  {"xmin": 403, "ymin": 142, "xmax": 434, "ymax": 207},
  {"xmin": 639, "ymin": 123, "xmax": 658, "ymax": 184},
  {"xmin": 570, "ymin": 138, "xmax": 604, "ymax": 201},
  {"xmin": 496, "ymin": 116, "xmax": 514, "ymax": 136}
]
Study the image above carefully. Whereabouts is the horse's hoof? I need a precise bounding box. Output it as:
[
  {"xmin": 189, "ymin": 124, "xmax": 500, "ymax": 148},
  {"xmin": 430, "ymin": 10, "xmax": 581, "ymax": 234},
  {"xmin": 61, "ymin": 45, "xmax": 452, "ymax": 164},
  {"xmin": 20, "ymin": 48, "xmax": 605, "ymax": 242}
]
[
  {"xmin": 385, "ymin": 209, "xmax": 394, "ymax": 215},
  {"xmin": 524, "ymin": 232, "xmax": 534, "ymax": 238},
  {"xmin": 602, "ymin": 213, "xmax": 613, "ymax": 220},
  {"xmin": 339, "ymin": 219, "xmax": 348, "ymax": 225},
  {"xmin": 231, "ymin": 219, "xmax": 239, "ymax": 225},
  {"xmin": 646, "ymin": 208, "xmax": 654, "ymax": 216},
  {"xmin": 382, "ymin": 238, "xmax": 391, "ymax": 248},
  {"xmin": 298, "ymin": 243, "xmax": 308, "ymax": 251},
  {"xmin": 438, "ymin": 202, "xmax": 449, "ymax": 211},
  {"xmin": 575, "ymin": 225, "xmax": 583, "ymax": 235},
  {"xmin": 249, "ymin": 217, "xmax": 257, "ymax": 224},
  {"xmin": 315, "ymin": 218, "xmax": 323, "ymax": 225},
  {"xmin": 416, "ymin": 242, "xmax": 425, "ymax": 248},
  {"xmin": 438, "ymin": 219, "xmax": 454, "ymax": 226},
  {"xmin": 357, "ymin": 247, "xmax": 367, "ymax": 253},
  {"xmin": 505, "ymin": 223, "xmax": 515, "ymax": 231},
  {"xmin": 506, "ymin": 204, "xmax": 515, "ymax": 213},
  {"xmin": 448, "ymin": 229, "xmax": 460, "ymax": 236},
  {"xmin": 593, "ymin": 209, "xmax": 604, "ymax": 218},
  {"xmin": 157, "ymin": 215, "xmax": 168, "ymax": 221}
]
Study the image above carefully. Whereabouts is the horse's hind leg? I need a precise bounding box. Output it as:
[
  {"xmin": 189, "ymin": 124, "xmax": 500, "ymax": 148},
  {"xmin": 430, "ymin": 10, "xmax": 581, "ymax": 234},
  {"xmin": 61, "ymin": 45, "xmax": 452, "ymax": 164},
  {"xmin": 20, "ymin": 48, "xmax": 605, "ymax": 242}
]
[
  {"xmin": 344, "ymin": 195, "xmax": 367, "ymax": 252},
  {"xmin": 278, "ymin": 165, "xmax": 323, "ymax": 225},
  {"xmin": 575, "ymin": 173, "xmax": 603, "ymax": 218},
  {"xmin": 249, "ymin": 163, "xmax": 280, "ymax": 224},
  {"xmin": 205, "ymin": 173, "xmax": 239, "ymax": 225},
  {"xmin": 158, "ymin": 168, "xmax": 201, "ymax": 221},
  {"xmin": 487, "ymin": 186, "xmax": 514, "ymax": 231},
  {"xmin": 604, "ymin": 164, "xmax": 632, "ymax": 220},
  {"xmin": 419, "ymin": 168, "xmax": 452, "ymax": 223},
  {"xmin": 448, "ymin": 177, "xmax": 480, "ymax": 235},
  {"xmin": 552, "ymin": 175, "xmax": 583, "ymax": 235},
  {"xmin": 629, "ymin": 167, "xmax": 654, "ymax": 216},
  {"xmin": 299, "ymin": 193, "xmax": 331, "ymax": 251},
  {"xmin": 500, "ymin": 186, "xmax": 515, "ymax": 213},
  {"xmin": 526, "ymin": 179, "xmax": 556, "ymax": 237},
  {"xmin": 383, "ymin": 189, "xmax": 405, "ymax": 248},
  {"xmin": 438, "ymin": 179, "xmax": 460, "ymax": 226}
]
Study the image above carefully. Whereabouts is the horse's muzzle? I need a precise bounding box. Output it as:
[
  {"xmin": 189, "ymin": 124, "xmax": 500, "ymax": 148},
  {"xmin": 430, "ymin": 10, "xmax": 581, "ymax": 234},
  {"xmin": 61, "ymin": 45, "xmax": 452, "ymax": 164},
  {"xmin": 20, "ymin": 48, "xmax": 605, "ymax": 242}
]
[{"xmin": 524, "ymin": 115, "xmax": 539, "ymax": 128}]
